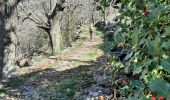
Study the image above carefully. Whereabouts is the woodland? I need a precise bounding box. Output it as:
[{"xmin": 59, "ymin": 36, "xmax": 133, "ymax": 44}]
[{"xmin": 0, "ymin": 0, "xmax": 170, "ymax": 100}]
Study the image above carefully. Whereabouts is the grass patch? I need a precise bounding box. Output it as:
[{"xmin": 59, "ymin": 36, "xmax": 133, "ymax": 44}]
[
  {"xmin": 52, "ymin": 65, "xmax": 95, "ymax": 100},
  {"xmin": 94, "ymin": 28, "xmax": 104, "ymax": 36},
  {"xmin": 74, "ymin": 71, "xmax": 95, "ymax": 87},
  {"xmin": 72, "ymin": 36, "xmax": 87, "ymax": 51},
  {"xmin": 0, "ymin": 72, "xmax": 38, "ymax": 97},
  {"xmin": 82, "ymin": 49, "xmax": 98, "ymax": 61},
  {"xmin": 54, "ymin": 79, "xmax": 77, "ymax": 100},
  {"xmin": 4, "ymin": 72, "xmax": 38, "ymax": 88},
  {"xmin": 4, "ymin": 77, "xmax": 27, "ymax": 88},
  {"xmin": 0, "ymin": 86, "xmax": 6, "ymax": 95}
]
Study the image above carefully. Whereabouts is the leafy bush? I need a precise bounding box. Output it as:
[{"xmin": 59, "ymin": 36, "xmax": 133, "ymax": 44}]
[{"xmin": 98, "ymin": 0, "xmax": 170, "ymax": 99}]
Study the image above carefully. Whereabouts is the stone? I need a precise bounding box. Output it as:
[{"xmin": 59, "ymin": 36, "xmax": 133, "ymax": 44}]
[
  {"xmin": 17, "ymin": 58, "xmax": 29, "ymax": 67},
  {"xmin": 49, "ymin": 56, "xmax": 58, "ymax": 59}
]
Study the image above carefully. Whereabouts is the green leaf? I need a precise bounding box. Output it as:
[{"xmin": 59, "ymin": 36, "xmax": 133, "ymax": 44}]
[
  {"xmin": 114, "ymin": 34, "xmax": 124, "ymax": 44},
  {"xmin": 165, "ymin": 26, "xmax": 170, "ymax": 35},
  {"xmin": 131, "ymin": 28, "xmax": 139, "ymax": 44},
  {"xmin": 133, "ymin": 63, "xmax": 143, "ymax": 75},
  {"xmin": 131, "ymin": 80, "xmax": 144, "ymax": 91},
  {"xmin": 151, "ymin": 36, "xmax": 161, "ymax": 56},
  {"xmin": 140, "ymin": 96, "xmax": 150, "ymax": 100},
  {"xmin": 128, "ymin": 94, "xmax": 137, "ymax": 100},
  {"xmin": 161, "ymin": 58, "xmax": 170, "ymax": 73},
  {"xmin": 124, "ymin": 51, "xmax": 134, "ymax": 61},
  {"xmin": 162, "ymin": 40, "xmax": 170, "ymax": 49},
  {"xmin": 134, "ymin": 0, "xmax": 145, "ymax": 10},
  {"xmin": 150, "ymin": 78, "xmax": 170, "ymax": 98},
  {"xmin": 101, "ymin": 0, "xmax": 110, "ymax": 7},
  {"xmin": 119, "ymin": 86, "xmax": 130, "ymax": 95},
  {"xmin": 140, "ymin": 68, "xmax": 148, "ymax": 79}
]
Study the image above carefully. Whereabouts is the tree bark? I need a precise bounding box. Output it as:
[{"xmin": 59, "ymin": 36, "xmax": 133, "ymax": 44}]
[
  {"xmin": 2, "ymin": 0, "xmax": 19, "ymax": 78},
  {"xmin": 103, "ymin": 7, "xmax": 106, "ymax": 24},
  {"xmin": 51, "ymin": 13, "xmax": 62, "ymax": 53},
  {"xmin": 91, "ymin": 13, "xmax": 95, "ymax": 26},
  {"xmin": 38, "ymin": 25, "xmax": 54, "ymax": 55},
  {"xmin": 48, "ymin": 29, "xmax": 54, "ymax": 55},
  {"xmin": 0, "ymin": 0, "xmax": 5, "ymax": 79}
]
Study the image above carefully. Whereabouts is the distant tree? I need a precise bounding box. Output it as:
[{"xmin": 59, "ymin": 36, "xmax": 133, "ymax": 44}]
[{"xmin": 18, "ymin": 0, "xmax": 65, "ymax": 54}]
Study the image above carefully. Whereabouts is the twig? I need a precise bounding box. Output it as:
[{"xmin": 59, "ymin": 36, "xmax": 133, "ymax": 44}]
[{"xmin": 112, "ymin": 89, "xmax": 117, "ymax": 100}]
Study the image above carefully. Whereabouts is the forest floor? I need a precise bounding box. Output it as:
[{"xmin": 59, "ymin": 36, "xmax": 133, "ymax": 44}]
[{"xmin": 1, "ymin": 26, "xmax": 113, "ymax": 100}]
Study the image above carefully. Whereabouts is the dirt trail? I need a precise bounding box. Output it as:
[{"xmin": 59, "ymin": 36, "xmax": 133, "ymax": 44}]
[
  {"xmin": 4, "ymin": 29, "xmax": 105, "ymax": 100},
  {"xmin": 16, "ymin": 35, "xmax": 103, "ymax": 74}
]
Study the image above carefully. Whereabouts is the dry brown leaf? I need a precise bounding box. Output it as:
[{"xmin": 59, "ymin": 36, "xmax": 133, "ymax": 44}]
[{"xmin": 99, "ymin": 96, "xmax": 104, "ymax": 100}]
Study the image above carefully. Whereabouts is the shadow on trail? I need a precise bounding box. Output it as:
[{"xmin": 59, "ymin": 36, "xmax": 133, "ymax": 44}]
[
  {"xmin": 63, "ymin": 59, "xmax": 97, "ymax": 64},
  {"xmin": 2, "ymin": 51, "xmax": 106, "ymax": 100},
  {"xmin": 1, "ymin": 25, "xmax": 112, "ymax": 99}
]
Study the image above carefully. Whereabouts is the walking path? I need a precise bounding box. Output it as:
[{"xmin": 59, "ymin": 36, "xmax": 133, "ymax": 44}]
[{"xmin": 3, "ymin": 27, "xmax": 105, "ymax": 100}]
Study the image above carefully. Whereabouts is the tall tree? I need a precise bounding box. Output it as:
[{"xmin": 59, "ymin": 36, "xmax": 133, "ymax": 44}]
[
  {"xmin": 18, "ymin": 0, "xmax": 65, "ymax": 55},
  {"xmin": 0, "ymin": 0, "xmax": 20, "ymax": 78},
  {"xmin": 0, "ymin": 0, "xmax": 5, "ymax": 78}
]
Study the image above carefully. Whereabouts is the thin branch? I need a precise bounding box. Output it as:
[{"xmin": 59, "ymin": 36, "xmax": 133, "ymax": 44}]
[
  {"xmin": 50, "ymin": 2, "xmax": 61, "ymax": 19},
  {"xmin": 18, "ymin": 3, "xmax": 48, "ymax": 27},
  {"xmin": 41, "ymin": 2, "xmax": 50, "ymax": 19},
  {"xmin": 18, "ymin": 4, "xmax": 40, "ymax": 23}
]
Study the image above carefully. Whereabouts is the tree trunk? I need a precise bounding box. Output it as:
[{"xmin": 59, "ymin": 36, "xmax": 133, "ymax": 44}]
[
  {"xmin": 48, "ymin": 30, "xmax": 54, "ymax": 55},
  {"xmin": 92, "ymin": 13, "xmax": 95, "ymax": 26},
  {"xmin": 103, "ymin": 7, "xmax": 106, "ymax": 24},
  {"xmin": 0, "ymin": 0, "xmax": 5, "ymax": 79},
  {"xmin": 51, "ymin": 13, "xmax": 62, "ymax": 54},
  {"xmin": 2, "ymin": 0, "xmax": 19, "ymax": 78}
]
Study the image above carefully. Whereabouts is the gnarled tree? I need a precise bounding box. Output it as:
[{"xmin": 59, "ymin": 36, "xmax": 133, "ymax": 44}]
[{"xmin": 18, "ymin": 0, "xmax": 65, "ymax": 54}]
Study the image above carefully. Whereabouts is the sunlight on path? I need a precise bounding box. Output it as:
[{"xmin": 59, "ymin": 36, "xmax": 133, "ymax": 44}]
[
  {"xmin": 16, "ymin": 26, "xmax": 103, "ymax": 76},
  {"xmin": 3, "ymin": 26, "xmax": 105, "ymax": 100}
]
